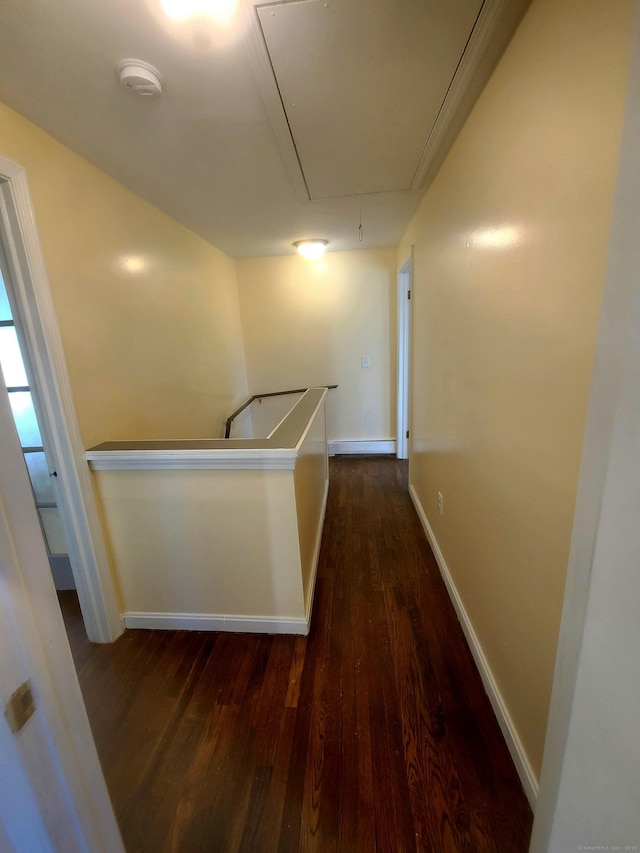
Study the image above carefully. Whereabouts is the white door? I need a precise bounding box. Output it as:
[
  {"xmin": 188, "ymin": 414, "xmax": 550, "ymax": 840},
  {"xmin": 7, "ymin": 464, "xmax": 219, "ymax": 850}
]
[{"xmin": 0, "ymin": 376, "xmax": 123, "ymax": 851}]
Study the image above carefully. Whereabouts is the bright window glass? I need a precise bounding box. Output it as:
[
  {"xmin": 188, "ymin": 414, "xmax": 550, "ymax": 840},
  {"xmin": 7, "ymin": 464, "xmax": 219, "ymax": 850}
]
[
  {"xmin": 0, "ymin": 326, "xmax": 28, "ymax": 386},
  {"xmin": 39, "ymin": 507, "xmax": 68, "ymax": 554},
  {"xmin": 8, "ymin": 391, "xmax": 42, "ymax": 447},
  {"xmin": 0, "ymin": 273, "xmax": 12, "ymax": 321},
  {"xmin": 24, "ymin": 451, "xmax": 55, "ymax": 504}
]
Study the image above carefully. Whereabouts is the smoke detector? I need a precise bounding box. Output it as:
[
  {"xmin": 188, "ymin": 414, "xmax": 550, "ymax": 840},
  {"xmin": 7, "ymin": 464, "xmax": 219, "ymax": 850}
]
[{"xmin": 117, "ymin": 60, "xmax": 163, "ymax": 96}]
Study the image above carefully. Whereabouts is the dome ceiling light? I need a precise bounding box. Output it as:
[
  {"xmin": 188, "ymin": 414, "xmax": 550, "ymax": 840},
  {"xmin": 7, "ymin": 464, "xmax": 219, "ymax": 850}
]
[{"xmin": 293, "ymin": 239, "xmax": 328, "ymax": 260}]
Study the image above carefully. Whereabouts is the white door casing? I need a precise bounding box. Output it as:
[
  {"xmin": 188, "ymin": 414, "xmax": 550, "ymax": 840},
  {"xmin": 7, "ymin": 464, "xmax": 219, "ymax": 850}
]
[
  {"xmin": 397, "ymin": 250, "xmax": 413, "ymax": 460},
  {"xmin": 0, "ymin": 157, "xmax": 121, "ymax": 643}
]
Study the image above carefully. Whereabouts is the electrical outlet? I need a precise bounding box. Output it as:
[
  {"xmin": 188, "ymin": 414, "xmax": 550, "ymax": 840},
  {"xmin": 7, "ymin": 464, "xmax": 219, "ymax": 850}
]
[
  {"xmin": 437, "ymin": 492, "xmax": 444, "ymax": 515},
  {"xmin": 361, "ymin": 355, "xmax": 370, "ymax": 368}
]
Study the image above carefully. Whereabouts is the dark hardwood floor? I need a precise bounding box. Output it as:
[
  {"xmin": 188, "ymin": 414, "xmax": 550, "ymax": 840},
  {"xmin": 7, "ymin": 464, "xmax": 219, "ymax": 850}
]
[{"xmin": 60, "ymin": 457, "xmax": 533, "ymax": 852}]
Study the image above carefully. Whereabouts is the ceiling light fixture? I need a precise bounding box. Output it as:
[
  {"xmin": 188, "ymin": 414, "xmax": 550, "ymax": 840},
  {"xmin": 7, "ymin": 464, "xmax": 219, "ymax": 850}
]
[{"xmin": 293, "ymin": 239, "xmax": 328, "ymax": 260}]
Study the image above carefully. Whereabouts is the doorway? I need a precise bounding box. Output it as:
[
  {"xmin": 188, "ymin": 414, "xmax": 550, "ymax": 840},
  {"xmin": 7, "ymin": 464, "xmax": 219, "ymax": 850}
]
[
  {"xmin": 0, "ymin": 159, "xmax": 121, "ymax": 642},
  {"xmin": 0, "ymin": 266, "xmax": 75, "ymax": 589},
  {"xmin": 397, "ymin": 252, "xmax": 412, "ymax": 460}
]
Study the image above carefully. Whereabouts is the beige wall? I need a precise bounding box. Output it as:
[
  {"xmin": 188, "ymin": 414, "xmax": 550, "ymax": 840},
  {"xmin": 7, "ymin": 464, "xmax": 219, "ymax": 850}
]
[
  {"xmin": 0, "ymin": 102, "xmax": 248, "ymax": 448},
  {"xmin": 236, "ymin": 249, "xmax": 397, "ymax": 442},
  {"xmin": 399, "ymin": 0, "xmax": 634, "ymax": 780}
]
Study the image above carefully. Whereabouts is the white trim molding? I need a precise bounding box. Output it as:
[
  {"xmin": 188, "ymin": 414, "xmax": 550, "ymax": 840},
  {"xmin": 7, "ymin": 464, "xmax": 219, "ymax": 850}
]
[
  {"xmin": 409, "ymin": 484, "xmax": 539, "ymax": 809},
  {"xmin": 0, "ymin": 156, "xmax": 122, "ymax": 643},
  {"xmin": 329, "ymin": 439, "xmax": 396, "ymax": 456},
  {"xmin": 87, "ymin": 447, "xmax": 299, "ymax": 471},
  {"xmin": 123, "ymin": 612, "xmax": 309, "ymax": 635}
]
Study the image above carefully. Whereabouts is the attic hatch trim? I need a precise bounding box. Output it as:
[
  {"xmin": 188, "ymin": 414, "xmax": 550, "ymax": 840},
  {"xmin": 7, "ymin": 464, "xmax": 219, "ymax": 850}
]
[
  {"xmin": 410, "ymin": 0, "xmax": 510, "ymax": 191},
  {"xmin": 242, "ymin": 0, "xmax": 513, "ymax": 205},
  {"xmin": 243, "ymin": 0, "xmax": 312, "ymax": 203}
]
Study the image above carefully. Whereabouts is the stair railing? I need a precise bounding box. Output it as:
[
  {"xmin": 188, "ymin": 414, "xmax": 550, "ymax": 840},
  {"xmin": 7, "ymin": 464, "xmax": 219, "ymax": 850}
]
[{"xmin": 224, "ymin": 385, "xmax": 337, "ymax": 438}]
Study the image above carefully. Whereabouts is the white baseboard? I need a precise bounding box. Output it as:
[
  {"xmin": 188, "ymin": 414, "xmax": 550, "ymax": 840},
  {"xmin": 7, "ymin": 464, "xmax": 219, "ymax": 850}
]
[
  {"xmin": 123, "ymin": 611, "xmax": 308, "ymax": 634},
  {"xmin": 304, "ymin": 476, "xmax": 329, "ymax": 625},
  {"xmin": 409, "ymin": 484, "xmax": 539, "ymax": 810},
  {"xmin": 329, "ymin": 439, "xmax": 396, "ymax": 456}
]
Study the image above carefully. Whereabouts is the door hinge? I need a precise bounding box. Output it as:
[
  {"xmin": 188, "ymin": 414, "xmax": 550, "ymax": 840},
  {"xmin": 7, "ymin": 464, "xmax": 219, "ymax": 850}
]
[
  {"xmin": 407, "ymin": 290, "xmax": 411, "ymax": 300},
  {"xmin": 5, "ymin": 680, "xmax": 36, "ymax": 733},
  {"xmin": 406, "ymin": 430, "xmax": 409, "ymax": 439}
]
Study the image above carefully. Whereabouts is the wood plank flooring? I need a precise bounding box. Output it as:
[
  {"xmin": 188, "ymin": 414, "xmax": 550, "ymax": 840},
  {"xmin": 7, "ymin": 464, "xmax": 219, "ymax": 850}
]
[{"xmin": 60, "ymin": 457, "xmax": 533, "ymax": 852}]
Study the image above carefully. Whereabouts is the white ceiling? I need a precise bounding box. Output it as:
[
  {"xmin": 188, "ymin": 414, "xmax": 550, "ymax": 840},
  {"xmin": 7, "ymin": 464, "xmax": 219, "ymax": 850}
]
[{"xmin": 0, "ymin": 0, "xmax": 529, "ymax": 258}]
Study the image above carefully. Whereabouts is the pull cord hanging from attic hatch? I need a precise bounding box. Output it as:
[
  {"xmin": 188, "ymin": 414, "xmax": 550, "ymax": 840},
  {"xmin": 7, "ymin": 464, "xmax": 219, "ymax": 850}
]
[{"xmin": 358, "ymin": 191, "xmax": 364, "ymax": 242}]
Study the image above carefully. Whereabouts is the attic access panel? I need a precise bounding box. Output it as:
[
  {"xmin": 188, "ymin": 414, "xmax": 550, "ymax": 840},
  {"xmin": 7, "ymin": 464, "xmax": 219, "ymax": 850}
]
[{"xmin": 256, "ymin": 0, "xmax": 484, "ymax": 201}]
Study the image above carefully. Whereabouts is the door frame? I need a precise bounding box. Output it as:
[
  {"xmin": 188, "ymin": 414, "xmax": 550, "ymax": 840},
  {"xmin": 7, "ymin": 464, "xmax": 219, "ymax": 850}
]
[
  {"xmin": 0, "ymin": 156, "xmax": 121, "ymax": 643},
  {"xmin": 396, "ymin": 250, "xmax": 413, "ymax": 460}
]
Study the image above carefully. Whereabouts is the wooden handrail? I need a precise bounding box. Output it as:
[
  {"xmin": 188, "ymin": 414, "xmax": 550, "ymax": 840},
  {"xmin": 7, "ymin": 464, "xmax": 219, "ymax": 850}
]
[{"xmin": 224, "ymin": 386, "xmax": 337, "ymax": 438}]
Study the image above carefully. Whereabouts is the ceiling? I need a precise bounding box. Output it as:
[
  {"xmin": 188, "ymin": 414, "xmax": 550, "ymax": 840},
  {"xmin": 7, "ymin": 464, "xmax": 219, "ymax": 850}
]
[{"xmin": 0, "ymin": 0, "xmax": 529, "ymax": 258}]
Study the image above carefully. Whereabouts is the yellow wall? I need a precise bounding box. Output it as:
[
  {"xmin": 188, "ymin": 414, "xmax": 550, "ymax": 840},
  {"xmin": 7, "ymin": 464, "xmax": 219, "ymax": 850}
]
[
  {"xmin": 0, "ymin": 102, "xmax": 248, "ymax": 448},
  {"xmin": 399, "ymin": 0, "xmax": 634, "ymax": 780},
  {"xmin": 236, "ymin": 249, "xmax": 397, "ymax": 442}
]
